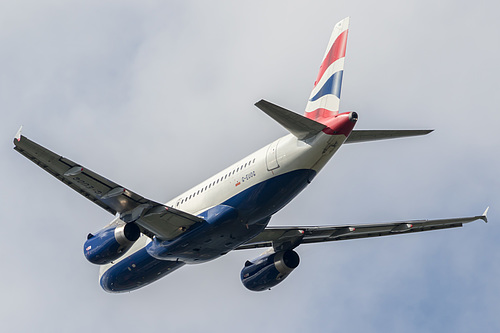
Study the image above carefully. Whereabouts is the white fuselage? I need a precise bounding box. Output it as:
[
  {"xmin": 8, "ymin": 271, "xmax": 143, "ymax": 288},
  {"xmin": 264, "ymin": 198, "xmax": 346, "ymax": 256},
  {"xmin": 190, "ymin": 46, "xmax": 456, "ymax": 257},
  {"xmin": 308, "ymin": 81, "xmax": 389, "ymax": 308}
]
[
  {"xmin": 168, "ymin": 132, "xmax": 343, "ymax": 216},
  {"xmin": 99, "ymin": 129, "xmax": 348, "ymax": 280}
]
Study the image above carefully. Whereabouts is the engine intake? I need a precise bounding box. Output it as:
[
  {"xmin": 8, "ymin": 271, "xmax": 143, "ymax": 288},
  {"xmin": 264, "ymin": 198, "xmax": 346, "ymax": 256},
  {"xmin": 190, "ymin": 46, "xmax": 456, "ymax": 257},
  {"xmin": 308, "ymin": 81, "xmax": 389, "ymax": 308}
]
[
  {"xmin": 241, "ymin": 250, "xmax": 299, "ymax": 291},
  {"xmin": 84, "ymin": 223, "xmax": 140, "ymax": 265}
]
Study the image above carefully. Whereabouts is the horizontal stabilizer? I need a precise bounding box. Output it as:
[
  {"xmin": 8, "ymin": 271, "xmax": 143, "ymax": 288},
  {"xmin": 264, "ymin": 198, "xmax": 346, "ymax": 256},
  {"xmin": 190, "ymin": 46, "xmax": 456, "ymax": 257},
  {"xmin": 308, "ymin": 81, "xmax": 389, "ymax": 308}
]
[
  {"xmin": 345, "ymin": 129, "xmax": 433, "ymax": 144},
  {"xmin": 255, "ymin": 99, "xmax": 326, "ymax": 140}
]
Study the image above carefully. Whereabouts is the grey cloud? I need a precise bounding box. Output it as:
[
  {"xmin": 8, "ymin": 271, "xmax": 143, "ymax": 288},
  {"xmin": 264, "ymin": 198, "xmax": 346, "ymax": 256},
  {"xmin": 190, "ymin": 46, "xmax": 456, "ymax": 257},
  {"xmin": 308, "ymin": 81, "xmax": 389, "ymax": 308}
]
[{"xmin": 1, "ymin": 1, "xmax": 499, "ymax": 332}]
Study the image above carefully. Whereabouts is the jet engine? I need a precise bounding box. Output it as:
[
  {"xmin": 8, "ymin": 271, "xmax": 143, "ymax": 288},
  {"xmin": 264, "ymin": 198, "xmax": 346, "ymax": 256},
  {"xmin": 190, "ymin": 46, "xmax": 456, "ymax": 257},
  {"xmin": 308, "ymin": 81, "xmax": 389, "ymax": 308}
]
[
  {"xmin": 84, "ymin": 223, "xmax": 140, "ymax": 265},
  {"xmin": 240, "ymin": 250, "xmax": 300, "ymax": 291}
]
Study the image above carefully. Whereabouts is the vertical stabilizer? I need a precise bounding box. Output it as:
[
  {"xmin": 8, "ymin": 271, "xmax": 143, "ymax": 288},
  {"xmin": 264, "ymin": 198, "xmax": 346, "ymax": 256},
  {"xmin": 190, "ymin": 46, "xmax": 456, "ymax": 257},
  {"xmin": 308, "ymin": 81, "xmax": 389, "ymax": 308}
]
[{"xmin": 305, "ymin": 17, "xmax": 350, "ymax": 124}]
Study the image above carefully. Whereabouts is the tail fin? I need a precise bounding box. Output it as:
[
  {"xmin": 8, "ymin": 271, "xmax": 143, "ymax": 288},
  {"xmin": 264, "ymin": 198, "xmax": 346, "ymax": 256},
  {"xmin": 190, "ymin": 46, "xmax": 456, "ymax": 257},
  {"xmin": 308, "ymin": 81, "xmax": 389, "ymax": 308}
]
[{"xmin": 305, "ymin": 17, "xmax": 350, "ymax": 124}]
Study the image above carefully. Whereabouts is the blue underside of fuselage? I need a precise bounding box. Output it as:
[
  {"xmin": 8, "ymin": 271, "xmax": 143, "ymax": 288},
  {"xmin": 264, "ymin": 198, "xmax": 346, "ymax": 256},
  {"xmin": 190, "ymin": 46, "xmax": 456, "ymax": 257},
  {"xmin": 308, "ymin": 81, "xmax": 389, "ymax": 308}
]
[{"xmin": 100, "ymin": 168, "xmax": 316, "ymax": 292}]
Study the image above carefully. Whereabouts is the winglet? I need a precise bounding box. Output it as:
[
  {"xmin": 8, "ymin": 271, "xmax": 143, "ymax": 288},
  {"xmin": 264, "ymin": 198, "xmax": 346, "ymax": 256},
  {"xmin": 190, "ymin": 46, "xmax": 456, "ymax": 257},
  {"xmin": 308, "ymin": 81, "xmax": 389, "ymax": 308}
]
[
  {"xmin": 481, "ymin": 207, "xmax": 489, "ymax": 223},
  {"xmin": 14, "ymin": 126, "xmax": 23, "ymax": 142}
]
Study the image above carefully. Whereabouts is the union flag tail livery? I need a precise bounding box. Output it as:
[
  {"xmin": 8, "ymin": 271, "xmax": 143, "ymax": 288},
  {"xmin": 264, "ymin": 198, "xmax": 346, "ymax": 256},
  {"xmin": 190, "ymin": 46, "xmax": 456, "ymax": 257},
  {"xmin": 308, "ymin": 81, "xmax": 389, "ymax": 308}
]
[
  {"xmin": 305, "ymin": 17, "xmax": 349, "ymax": 124},
  {"xmin": 13, "ymin": 17, "xmax": 486, "ymax": 293}
]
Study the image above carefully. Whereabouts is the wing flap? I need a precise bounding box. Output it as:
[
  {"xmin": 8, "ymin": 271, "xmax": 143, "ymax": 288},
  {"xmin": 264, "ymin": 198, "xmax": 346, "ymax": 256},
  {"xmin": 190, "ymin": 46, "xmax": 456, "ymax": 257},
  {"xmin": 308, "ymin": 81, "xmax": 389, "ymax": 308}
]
[{"xmin": 13, "ymin": 134, "xmax": 203, "ymax": 241}]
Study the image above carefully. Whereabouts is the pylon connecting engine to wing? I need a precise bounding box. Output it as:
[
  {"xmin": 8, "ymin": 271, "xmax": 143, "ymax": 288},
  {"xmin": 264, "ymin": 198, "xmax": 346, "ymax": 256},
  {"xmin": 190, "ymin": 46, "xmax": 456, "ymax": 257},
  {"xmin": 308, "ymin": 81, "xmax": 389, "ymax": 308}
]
[
  {"xmin": 241, "ymin": 249, "xmax": 300, "ymax": 291},
  {"xmin": 84, "ymin": 223, "xmax": 141, "ymax": 265}
]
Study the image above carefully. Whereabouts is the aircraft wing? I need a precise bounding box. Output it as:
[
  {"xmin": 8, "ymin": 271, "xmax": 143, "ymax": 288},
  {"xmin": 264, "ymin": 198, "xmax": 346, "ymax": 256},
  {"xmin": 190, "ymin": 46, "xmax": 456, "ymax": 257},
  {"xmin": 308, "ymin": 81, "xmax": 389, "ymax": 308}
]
[
  {"xmin": 13, "ymin": 131, "xmax": 203, "ymax": 241},
  {"xmin": 236, "ymin": 209, "xmax": 489, "ymax": 251}
]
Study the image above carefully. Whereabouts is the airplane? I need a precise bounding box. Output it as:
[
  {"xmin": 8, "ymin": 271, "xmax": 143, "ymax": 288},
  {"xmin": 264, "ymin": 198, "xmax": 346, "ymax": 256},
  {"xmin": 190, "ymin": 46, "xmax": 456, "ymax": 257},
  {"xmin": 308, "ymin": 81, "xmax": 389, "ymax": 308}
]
[{"xmin": 13, "ymin": 17, "xmax": 488, "ymax": 293}]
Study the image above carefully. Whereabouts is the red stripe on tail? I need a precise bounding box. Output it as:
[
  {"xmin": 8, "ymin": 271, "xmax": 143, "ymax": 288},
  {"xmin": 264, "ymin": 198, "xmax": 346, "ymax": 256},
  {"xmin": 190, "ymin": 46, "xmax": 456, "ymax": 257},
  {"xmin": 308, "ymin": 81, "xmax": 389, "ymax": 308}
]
[{"xmin": 314, "ymin": 30, "xmax": 348, "ymax": 87}]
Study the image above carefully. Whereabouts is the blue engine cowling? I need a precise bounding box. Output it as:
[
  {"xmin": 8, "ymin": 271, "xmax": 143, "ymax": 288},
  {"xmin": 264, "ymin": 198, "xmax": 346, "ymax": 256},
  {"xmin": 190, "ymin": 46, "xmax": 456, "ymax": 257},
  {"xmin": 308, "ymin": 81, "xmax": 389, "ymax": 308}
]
[
  {"xmin": 241, "ymin": 250, "xmax": 300, "ymax": 291},
  {"xmin": 84, "ymin": 223, "xmax": 141, "ymax": 265}
]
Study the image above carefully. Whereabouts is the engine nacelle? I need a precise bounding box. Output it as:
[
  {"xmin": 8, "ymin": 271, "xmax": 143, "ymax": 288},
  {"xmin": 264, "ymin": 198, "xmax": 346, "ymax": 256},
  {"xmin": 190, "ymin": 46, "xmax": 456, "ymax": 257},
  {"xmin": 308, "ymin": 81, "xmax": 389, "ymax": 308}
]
[
  {"xmin": 84, "ymin": 223, "xmax": 140, "ymax": 265},
  {"xmin": 240, "ymin": 250, "xmax": 300, "ymax": 291}
]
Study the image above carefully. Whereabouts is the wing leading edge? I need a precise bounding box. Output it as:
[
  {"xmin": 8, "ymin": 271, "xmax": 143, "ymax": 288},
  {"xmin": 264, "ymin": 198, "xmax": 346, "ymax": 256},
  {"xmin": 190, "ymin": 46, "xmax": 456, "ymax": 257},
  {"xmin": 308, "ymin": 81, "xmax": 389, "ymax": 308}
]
[
  {"xmin": 236, "ymin": 209, "xmax": 489, "ymax": 251},
  {"xmin": 13, "ymin": 133, "xmax": 203, "ymax": 241}
]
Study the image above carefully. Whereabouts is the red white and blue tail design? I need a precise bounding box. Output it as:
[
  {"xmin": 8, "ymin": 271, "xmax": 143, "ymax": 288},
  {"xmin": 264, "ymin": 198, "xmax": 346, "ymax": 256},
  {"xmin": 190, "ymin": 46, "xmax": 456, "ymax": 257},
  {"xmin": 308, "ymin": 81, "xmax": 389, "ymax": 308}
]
[{"xmin": 305, "ymin": 17, "xmax": 349, "ymax": 124}]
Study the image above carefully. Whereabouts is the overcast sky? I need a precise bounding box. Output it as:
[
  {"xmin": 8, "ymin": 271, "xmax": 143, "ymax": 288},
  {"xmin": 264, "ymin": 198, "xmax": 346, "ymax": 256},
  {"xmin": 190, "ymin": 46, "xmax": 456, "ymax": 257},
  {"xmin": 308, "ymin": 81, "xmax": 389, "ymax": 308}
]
[{"xmin": 1, "ymin": 1, "xmax": 499, "ymax": 332}]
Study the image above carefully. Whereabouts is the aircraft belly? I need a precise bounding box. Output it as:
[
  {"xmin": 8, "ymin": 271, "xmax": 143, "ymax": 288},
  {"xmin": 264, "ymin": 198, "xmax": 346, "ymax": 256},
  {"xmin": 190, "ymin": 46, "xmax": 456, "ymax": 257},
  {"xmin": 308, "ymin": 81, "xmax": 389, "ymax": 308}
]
[
  {"xmin": 223, "ymin": 168, "xmax": 316, "ymax": 220},
  {"xmin": 149, "ymin": 169, "xmax": 316, "ymax": 263},
  {"xmin": 99, "ymin": 247, "xmax": 185, "ymax": 293}
]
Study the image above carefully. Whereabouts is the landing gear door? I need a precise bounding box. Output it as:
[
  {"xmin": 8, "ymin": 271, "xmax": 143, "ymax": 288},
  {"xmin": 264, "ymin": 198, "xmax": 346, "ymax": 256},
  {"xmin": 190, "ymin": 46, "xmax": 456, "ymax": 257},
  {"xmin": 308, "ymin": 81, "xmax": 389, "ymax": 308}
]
[{"xmin": 266, "ymin": 139, "xmax": 280, "ymax": 171}]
